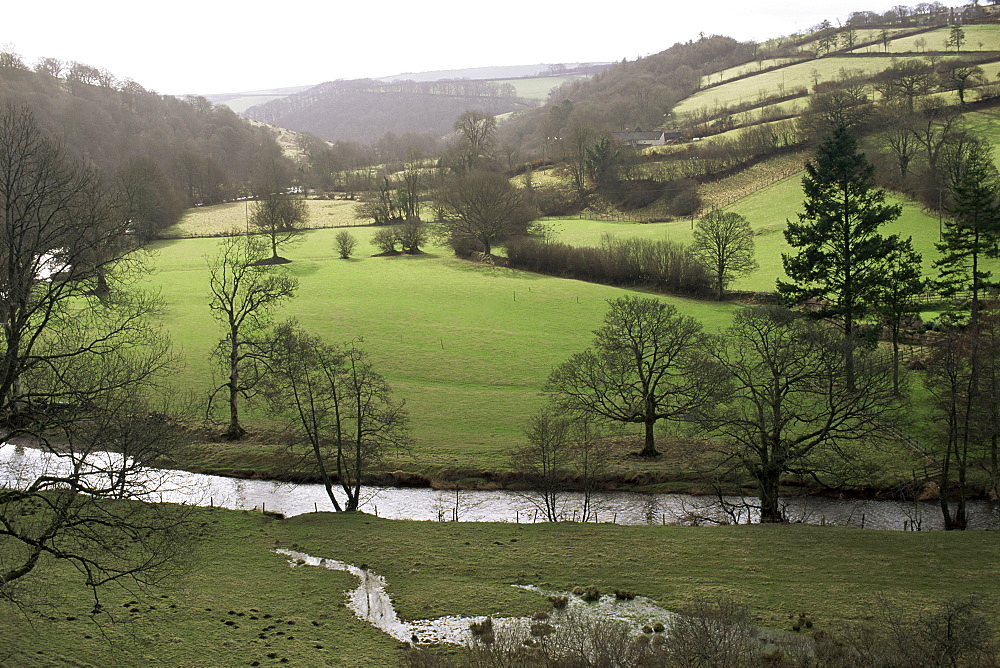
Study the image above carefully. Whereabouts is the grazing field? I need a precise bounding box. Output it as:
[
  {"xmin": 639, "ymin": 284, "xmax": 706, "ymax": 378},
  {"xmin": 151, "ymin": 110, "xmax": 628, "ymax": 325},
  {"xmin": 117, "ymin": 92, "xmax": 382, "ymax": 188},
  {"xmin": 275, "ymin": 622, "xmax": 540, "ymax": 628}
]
[
  {"xmin": 147, "ymin": 227, "xmax": 737, "ymax": 473},
  {"xmin": 675, "ymin": 57, "xmax": 900, "ymax": 117},
  {"xmin": 549, "ymin": 174, "xmax": 947, "ymax": 294},
  {"xmin": 161, "ymin": 199, "xmax": 363, "ymax": 238},
  {"xmin": 495, "ymin": 74, "xmax": 588, "ymax": 100},
  {"xmin": 855, "ymin": 24, "xmax": 1000, "ymax": 54},
  {"xmin": 4, "ymin": 508, "xmax": 998, "ymax": 666}
]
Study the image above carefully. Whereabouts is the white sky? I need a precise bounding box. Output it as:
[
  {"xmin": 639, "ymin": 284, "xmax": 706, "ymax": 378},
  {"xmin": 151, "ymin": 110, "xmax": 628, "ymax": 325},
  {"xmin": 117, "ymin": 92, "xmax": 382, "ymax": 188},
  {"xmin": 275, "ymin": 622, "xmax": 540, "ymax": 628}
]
[{"xmin": 5, "ymin": 1, "xmax": 927, "ymax": 96}]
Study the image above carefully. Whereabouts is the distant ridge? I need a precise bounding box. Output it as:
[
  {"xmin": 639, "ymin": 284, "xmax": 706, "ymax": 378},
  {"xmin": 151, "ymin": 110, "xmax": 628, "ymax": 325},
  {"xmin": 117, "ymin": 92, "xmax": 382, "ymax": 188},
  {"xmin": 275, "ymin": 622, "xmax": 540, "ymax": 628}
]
[{"xmin": 377, "ymin": 62, "xmax": 610, "ymax": 82}]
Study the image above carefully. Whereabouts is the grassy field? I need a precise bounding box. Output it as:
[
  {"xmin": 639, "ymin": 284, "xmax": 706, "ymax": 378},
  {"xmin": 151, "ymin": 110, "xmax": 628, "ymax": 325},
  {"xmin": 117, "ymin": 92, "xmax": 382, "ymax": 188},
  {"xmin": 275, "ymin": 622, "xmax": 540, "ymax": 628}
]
[
  {"xmin": 495, "ymin": 75, "xmax": 587, "ymax": 101},
  {"xmin": 856, "ymin": 24, "xmax": 1000, "ymax": 54},
  {"xmin": 153, "ymin": 151, "xmax": 973, "ymax": 479},
  {"xmin": 3, "ymin": 508, "xmax": 998, "ymax": 666},
  {"xmin": 147, "ymin": 227, "xmax": 738, "ymax": 474},
  {"xmin": 675, "ymin": 57, "xmax": 901, "ymax": 117},
  {"xmin": 162, "ymin": 199, "xmax": 363, "ymax": 238}
]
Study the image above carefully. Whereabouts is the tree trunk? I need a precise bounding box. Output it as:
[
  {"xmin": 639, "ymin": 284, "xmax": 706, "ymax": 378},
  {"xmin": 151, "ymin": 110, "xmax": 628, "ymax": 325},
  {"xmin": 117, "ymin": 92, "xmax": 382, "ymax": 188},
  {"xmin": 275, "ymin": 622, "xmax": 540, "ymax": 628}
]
[
  {"xmin": 638, "ymin": 418, "xmax": 659, "ymax": 457},
  {"xmin": 224, "ymin": 360, "xmax": 245, "ymax": 440},
  {"xmin": 758, "ymin": 469, "xmax": 784, "ymax": 523}
]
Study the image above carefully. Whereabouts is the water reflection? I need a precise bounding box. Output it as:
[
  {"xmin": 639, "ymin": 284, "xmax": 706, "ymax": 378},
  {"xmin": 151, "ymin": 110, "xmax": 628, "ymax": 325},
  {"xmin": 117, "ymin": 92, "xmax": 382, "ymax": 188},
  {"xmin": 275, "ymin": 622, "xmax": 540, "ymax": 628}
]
[{"xmin": 3, "ymin": 443, "xmax": 998, "ymax": 530}]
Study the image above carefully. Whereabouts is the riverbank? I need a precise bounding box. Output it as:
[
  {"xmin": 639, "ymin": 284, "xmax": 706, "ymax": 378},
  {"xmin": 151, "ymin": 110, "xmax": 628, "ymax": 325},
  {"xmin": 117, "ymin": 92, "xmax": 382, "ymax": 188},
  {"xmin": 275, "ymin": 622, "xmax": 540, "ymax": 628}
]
[
  {"xmin": 4, "ymin": 508, "xmax": 998, "ymax": 666},
  {"xmin": 162, "ymin": 429, "xmax": 982, "ymax": 504}
]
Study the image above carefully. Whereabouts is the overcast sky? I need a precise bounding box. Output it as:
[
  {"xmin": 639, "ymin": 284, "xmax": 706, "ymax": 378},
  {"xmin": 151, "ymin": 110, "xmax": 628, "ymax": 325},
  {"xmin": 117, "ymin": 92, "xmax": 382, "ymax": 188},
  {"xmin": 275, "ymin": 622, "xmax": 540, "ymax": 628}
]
[{"xmin": 6, "ymin": 1, "xmax": 923, "ymax": 95}]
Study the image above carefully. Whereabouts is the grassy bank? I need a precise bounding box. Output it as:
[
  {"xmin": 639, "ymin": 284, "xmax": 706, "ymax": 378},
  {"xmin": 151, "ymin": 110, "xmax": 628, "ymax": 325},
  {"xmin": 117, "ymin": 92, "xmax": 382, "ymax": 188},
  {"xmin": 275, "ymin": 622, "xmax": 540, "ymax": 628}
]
[{"xmin": 3, "ymin": 508, "xmax": 997, "ymax": 666}]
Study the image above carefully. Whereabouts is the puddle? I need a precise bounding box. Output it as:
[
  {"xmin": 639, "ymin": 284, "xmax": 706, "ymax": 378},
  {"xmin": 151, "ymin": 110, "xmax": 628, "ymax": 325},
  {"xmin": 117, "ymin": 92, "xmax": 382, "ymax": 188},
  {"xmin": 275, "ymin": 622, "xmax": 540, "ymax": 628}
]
[{"xmin": 276, "ymin": 549, "xmax": 675, "ymax": 647}]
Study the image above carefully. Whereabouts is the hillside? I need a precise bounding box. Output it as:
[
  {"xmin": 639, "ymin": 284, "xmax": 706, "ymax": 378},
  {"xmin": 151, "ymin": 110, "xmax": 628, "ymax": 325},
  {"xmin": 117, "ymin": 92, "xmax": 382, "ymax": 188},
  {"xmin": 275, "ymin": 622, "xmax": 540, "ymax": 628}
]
[
  {"xmin": 244, "ymin": 78, "xmax": 539, "ymax": 144},
  {"xmin": 0, "ymin": 55, "xmax": 291, "ymax": 236}
]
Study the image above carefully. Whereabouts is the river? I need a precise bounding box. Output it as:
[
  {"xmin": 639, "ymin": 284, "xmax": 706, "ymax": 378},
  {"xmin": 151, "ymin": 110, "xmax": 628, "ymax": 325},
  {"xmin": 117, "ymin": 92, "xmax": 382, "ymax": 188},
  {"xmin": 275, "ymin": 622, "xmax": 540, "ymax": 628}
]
[{"xmin": 2, "ymin": 442, "xmax": 998, "ymax": 530}]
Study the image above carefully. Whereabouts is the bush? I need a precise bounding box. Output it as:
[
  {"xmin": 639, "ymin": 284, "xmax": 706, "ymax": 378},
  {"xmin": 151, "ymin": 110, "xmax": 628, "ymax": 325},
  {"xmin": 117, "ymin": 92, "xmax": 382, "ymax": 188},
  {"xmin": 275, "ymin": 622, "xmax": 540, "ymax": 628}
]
[
  {"xmin": 371, "ymin": 227, "xmax": 399, "ymax": 254},
  {"xmin": 334, "ymin": 230, "xmax": 357, "ymax": 259}
]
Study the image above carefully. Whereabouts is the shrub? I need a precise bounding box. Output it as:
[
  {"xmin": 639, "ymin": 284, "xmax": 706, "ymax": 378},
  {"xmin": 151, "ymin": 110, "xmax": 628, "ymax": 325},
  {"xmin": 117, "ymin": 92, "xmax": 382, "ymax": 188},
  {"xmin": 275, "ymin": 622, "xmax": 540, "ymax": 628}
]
[
  {"xmin": 548, "ymin": 595, "xmax": 569, "ymax": 610},
  {"xmin": 371, "ymin": 227, "xmax": 399, "ymax": 254},
  {"xmin": 334, "ymin": 230, "xmax": 357, "ymax": 259}
]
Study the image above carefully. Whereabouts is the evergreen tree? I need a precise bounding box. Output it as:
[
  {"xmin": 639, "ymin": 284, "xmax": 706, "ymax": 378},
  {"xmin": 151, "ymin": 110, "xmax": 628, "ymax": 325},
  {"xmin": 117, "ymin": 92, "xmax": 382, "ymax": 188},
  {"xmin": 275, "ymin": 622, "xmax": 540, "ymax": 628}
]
[
  {"xmin": 934, "ymin": 137, "xmax": 1000, "ymax": 326},
  {"xmin": 877, "ymin": 236, "xmax": 925, "ymax": 395},
  {"xmin": 778, "ymin": 125, "xmax": 901, "ymax": 386}
]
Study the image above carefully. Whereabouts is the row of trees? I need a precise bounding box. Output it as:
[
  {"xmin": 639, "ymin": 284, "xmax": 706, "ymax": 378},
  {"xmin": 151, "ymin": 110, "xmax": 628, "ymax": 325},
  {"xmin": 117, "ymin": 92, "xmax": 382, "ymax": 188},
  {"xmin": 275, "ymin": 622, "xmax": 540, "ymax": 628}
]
[{"xmin": 540, "ymin": 297, "xmax": 899, "ymax": 524}]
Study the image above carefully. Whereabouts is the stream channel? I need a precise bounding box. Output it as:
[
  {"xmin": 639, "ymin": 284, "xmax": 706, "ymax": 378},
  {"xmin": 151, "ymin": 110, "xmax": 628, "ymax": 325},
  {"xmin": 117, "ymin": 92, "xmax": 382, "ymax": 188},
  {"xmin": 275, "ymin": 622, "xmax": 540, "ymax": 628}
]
[
  {"xmin": 3, "ymin": 442, "xmax": 999, "ymax": 530},
  {"xmin": 5, "ymin": 442, "xmax": 999, "ymax": 649}
]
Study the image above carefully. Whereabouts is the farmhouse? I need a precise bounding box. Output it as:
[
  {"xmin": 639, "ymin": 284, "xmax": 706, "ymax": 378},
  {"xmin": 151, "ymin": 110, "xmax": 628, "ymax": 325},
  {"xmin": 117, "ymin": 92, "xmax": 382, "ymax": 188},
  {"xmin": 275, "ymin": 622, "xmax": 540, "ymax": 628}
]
[{"xmin": 611, "ymin": 130, "xmax": 669, "ymax": 147}]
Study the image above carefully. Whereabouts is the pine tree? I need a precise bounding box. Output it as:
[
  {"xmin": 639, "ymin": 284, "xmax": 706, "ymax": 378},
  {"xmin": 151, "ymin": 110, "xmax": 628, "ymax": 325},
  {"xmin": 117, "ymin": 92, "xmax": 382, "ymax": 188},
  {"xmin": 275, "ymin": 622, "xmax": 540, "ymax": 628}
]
[
  {"xmin": 934, "ymin": 137, "xmax": 1000, "ymax": 326},
  {"xmin": 778, "ymin": 125, "xmax": 901, "ymax": 386},
  {"xmin": 877, "ymin": 236, "xmax": 925, "ymax": 394}
]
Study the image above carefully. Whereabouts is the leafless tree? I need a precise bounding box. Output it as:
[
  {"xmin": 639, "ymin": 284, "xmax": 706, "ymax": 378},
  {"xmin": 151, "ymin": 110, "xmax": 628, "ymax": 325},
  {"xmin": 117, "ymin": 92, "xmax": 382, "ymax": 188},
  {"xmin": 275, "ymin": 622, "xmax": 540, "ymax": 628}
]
[
  {"xmin": 0, "ymin": 104, "xmax": 187, "ymax": 604},
  {"xmin": 249, "ymin": 192, "xmax": 308, "ymax": 261},
  {"xmin": 437, "ymin": 169, "xmax": 534, "ymax": 256},
  {"xmin": 546, "ymin": 296, "xmax": 714, "ymax": 458},
  {"xmin": 206, "ymin": 233, "xmax": 297, "ymax": 440},
  {"xmin": 452, "ymin": 110, "xmax": 497, "ymax": 171},
  {"xmin": 691, "ymin": 209, "xmax": 758, "ymax": 301},
  {"xmin": 703, "ymin": 306, "xmax": 899, "ymax": 523},
  {"xmin": 263, "ymin": 322, "xmax": 410, "ymax": 511}
]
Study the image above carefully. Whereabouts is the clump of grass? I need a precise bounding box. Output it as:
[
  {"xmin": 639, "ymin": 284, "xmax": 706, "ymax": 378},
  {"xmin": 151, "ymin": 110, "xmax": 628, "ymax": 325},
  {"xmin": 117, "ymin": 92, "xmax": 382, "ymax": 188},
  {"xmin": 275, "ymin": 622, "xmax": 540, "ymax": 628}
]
[
  {"xmin": 652, "ymin": 622, "xmax": 666, "ymax": 633},
  {"xmin": 614, "ymin": 589, "xmax": 635, "ymax": 600},
  {"xmin": 790, "ymin": 612, "xmax": 814, "ymax": 632},
  {"xmin": 581, "ymin": 586, "xmax": 602, "ymax": 602},
  {"xmin": 530, "ymin": 622, "xmax": 555, "ymax": 637},
  {"xmin": 532, "ymin": 611, "xmax": 549, "ymax": 621},
  {"xmin": 469, "ymin": 617, "xmax": 493, "ymax": 637},
  {"xmin": 548, "ymin": 595, "xmax": 569, "ymax": 610}
]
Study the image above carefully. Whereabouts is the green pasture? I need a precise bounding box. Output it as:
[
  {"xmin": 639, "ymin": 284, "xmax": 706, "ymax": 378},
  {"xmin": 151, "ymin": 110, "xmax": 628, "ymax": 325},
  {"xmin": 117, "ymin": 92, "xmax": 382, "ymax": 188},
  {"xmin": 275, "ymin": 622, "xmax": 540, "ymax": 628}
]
[
  {"xmin": 496, "ymin": 75, "xmax": 587, "ymax": 101},
  {"xmin": 162, "ymin": 199, "xmax": 362, "ymax": 238},
  {"xmin": 549, "ymin": 173, "xmax": 948, "ymax": 295},
  {"xmin": 147, "ymin": 227, "xmax": 736, "ymax": 473},
  {"xmin": 700, "ymin": 57, "xmax": 801, "ymax": 88},
  {"xmin": 675, "ymin": 57, "xmax": 901, "ymax": 117},
  {"xmin": 855, "ymin": 24, "xmax": 1000, "ymax": 54},
  {"xmin": 4, "ymin": 508, "xmax": 998, "ymax": 666}
]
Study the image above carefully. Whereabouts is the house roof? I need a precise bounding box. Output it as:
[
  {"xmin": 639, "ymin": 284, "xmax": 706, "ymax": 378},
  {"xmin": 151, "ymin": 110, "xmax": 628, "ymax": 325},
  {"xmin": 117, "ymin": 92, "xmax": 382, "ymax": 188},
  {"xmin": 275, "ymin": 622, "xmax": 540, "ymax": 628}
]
[{"xmin": 611, "ymin": 131, "xmax": 665, "ymax": 141}]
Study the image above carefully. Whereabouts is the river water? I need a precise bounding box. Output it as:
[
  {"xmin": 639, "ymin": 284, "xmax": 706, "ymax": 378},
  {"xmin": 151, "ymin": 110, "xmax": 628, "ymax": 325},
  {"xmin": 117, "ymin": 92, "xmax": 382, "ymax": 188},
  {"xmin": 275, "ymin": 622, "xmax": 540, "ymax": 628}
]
[{"xmin": 2, "ymin": 442, "xmax": 998, "ymax": 530}]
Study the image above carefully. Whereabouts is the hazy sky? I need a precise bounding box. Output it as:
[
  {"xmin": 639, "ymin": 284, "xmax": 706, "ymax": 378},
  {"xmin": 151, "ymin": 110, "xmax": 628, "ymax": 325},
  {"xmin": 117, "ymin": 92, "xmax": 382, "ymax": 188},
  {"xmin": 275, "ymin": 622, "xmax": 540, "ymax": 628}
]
[{"xmin": 6, "ymin": 1, "xmax": 921, "ymax": 95}]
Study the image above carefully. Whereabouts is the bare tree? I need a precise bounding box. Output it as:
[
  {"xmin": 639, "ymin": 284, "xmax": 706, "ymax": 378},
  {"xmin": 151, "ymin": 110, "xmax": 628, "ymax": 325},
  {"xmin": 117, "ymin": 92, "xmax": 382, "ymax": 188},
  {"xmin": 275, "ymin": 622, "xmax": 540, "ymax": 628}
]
[
  {"xmin": 703, "ymin": 306, "xmax": 899, "ymax": 523},
  {"xmin": 512, "ymin": 409, "xmax": 574, "ymax": 521},
  {"xmin": 452, "ymin": 110, "xmax": 497, "ymax": 171},
  {"xmin": 249, "ymin": 192, "xmax": 308, "ymax": 261},
  {"xmin": 691, "ymin": 209, "xmax": 758, "ymax": 301},
  {"xmin": 264, "ymin": 322, "xmax": 410, "ymax": 511},
  {"xmin": 0, "ymin": 104, "xmax": 187, "ymax": 604},
  {"xmin": 206, "ymin": 233, "xmax": 297, "ymax": 440},
  {"xmin": 938, "ymin": 59, "xmax": 985, "ymax": 105},
  {"xmin": 437, "ymin": 169, "xmax": 534, "ymax": 256},
  {"xmin": 546, "ymin": 296, "xmax": 714, "ymax": 458}
]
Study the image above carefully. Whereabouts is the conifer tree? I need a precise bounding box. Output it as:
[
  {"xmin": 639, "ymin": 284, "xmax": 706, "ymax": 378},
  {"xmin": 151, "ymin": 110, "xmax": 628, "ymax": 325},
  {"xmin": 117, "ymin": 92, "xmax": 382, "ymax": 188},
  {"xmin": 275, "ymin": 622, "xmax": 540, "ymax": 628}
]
[
  {"xmin": 935, "ymin": 137, "xmax": 1000, "ymax": 326},
  {"xmin": 778, "ymin": 125, "xmax": 901, "ymax": 386}
]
